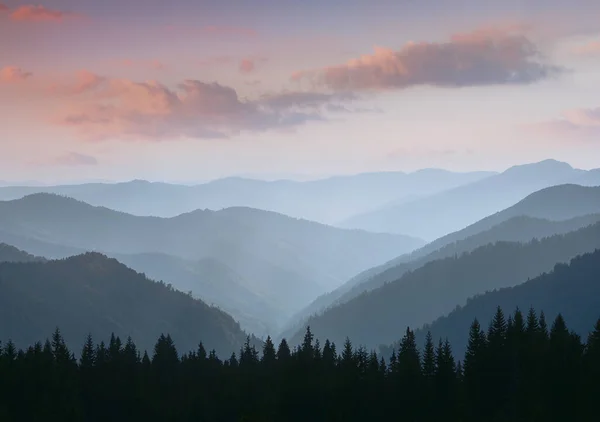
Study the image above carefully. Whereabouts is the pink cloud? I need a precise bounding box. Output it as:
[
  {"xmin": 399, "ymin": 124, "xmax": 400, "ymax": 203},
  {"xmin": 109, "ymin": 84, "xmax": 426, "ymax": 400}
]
[
  {"xmin": 0, "ymin": 66, "xmax": 32, "ymax": 83},
  {"xmin": 0, "ymin": 3, "xmax": 8, "ymax": 12},
  {"xmin": 572, "ymin": 40, "xmax": 600, "ymax": 56},
  {"xmin": 53, "ymin": 152, "xmax": 98, "ymax": 166},
  {"xmin": 9, "ymin": 5, "xmax": 80, "ymax": 22},
  {"xmin": 239, "ymin": 58, "xmax": 255, "ymax": 74},
  {"xmin": 54, "ymin": 76, "xmax": 325, "ymax": 142},
  {"xmin": 527, "ymin": 107, "xmax": 600, "ymax": 139},
  {"xmin": 238, "ymin": 56, "xmax": 268, "ymax": 74},
  {"xmin": 292, "ymin": 26, "xmax": 560, "ymax": 91},
  {"xmin": 49, "ymin": 70, "xmax": 105, "ymax": 95}
]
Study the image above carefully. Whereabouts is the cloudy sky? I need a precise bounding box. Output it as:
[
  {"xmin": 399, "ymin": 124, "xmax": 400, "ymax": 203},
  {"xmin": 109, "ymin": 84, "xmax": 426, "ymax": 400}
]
[{"xmin": 1, "ymin": 0, "xmax": 599, "ymax": 183}]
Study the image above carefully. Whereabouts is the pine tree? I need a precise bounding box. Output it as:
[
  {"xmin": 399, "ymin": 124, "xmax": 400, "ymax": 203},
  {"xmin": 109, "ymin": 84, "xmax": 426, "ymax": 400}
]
[
  {"xmin": 463, "ymin": 318, "xmax": 486, "ymax": 421},
  {"xmin": 396, "ymin": 327, "xmax": 422, "ymax": 419},
  {"xmin": 262, "ymin": 336, "xmax": 276, "ymax": 365},
  {"xmin": 276, "ymin": 339, "xmax": 291, "ymax": 362},
  {"xmin": 80, "ymin": 334, "xmax": 96, "ymax": 369},
  {"xmin": 422, "ymin": 331, "xmax": 436, "ymax": 381}
]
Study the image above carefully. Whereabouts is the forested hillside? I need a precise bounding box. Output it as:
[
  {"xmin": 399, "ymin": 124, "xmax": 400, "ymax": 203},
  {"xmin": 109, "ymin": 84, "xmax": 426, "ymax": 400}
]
[
  {"xmin": 0, "ymin": 252, "xmax": 253, "ymax": 356},
  {"xmin": 397, "ymin": 249, "xmax": 600, "ymax": 359},
  {"xmin": 290, "ymin": 222, "xmax": 600, "ymax": 348},
  {"xmin": 285, "ymin": 213, "xmax": 600, "ymax": 336},
  {"xmin": 0, "ymin": 306, "xmax": 597, "ymax": 421}
]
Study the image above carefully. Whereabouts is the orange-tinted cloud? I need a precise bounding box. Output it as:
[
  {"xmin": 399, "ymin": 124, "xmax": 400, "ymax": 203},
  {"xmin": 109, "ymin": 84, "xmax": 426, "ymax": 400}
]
[
  {"xmin": 527, "ymin": 107, "xmax": 600, "ymax": 139},
  {"xmin": 0, "ymin": 66, "xmax": 32, "ymax": 83},
  {"xmin": 292, "ymin": 26, "xmax": 560, "ymax": 91},
  {"xmin": 9, "ymin": 5, "xmax": 79, "ymax": 22},
  {"xmin": 49, "ymin": 70, "xmax": 105, "ymax": 95},
  {"xmin": 54, "ymin": 76, "xmax": 325, "ymax": 141},
  {"xmin": 239, "ymin": 56, "xmax": 268, "ymax": 74},
  {"xmin": 572, "ymin": 40, "xmax": 600, "ymax": 56}
]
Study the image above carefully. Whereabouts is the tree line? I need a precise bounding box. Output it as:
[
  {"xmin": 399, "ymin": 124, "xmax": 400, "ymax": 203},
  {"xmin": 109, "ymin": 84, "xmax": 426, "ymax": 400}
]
[{"xmin": 1, "ymin": 307, "xmax": 599, "ymax": 422}]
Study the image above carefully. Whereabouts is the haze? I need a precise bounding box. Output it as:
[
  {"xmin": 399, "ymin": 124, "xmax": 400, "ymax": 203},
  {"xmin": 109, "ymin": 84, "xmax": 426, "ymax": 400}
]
[{"xmin": 1, "ymin": 2, "xmax": 600, "ymax": 421}]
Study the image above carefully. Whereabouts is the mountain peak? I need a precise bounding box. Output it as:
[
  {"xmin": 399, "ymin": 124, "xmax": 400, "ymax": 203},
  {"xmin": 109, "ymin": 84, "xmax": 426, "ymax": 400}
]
[{"xmin": 503, "ymin": 159, "xmax": 574, "ymax": 175}]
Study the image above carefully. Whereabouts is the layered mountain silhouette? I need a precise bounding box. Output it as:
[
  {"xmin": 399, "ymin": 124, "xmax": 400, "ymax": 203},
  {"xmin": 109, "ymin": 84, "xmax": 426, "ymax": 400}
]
[
  {"xmin": 0, "ymin": 243, "xmax": 45, "ymax": 263},
  {"xmin": 395, "ymin": 249, "xmax": 600, "ymax": 359},
  {"xmin": 339, "ymin": 160, "xmax": 590, "ymax": 239},
  {"xmin": 0, "ymin": 170, "xmax": 493, "ymax": 224},
  {"xmin": 283, "ymin": 184, "xmax": 600, "ymax": 335},
  {"xmin": 283, "ymin": 212, "xmax": 600, "ymax": 337},
  {"xmin": 0, "ymin": 194, "xmax": 423, "ymax": 333},
  {"xmin": 289, "ymin": 222, "xmax": 600, "ymax": 349},
  {"xmin": 0, "ymin": 251, "xmax": 253, "ymax": 356}
]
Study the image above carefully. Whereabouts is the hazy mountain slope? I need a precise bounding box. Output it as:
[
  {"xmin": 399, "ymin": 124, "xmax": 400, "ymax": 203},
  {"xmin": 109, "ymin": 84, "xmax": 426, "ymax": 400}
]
[
  {"xmin": 283, "ymin": 213, "xmax": 600, "ymax": 336},
  {"xmin": 0, "ymin": 252, "xmax": 252, "ymax": 356},
  {"xmin": 0, "ymin": 243, "xmax": 45, "ymax": 263},
  {"xmin": 403, "ymin": 249, "xmax": 600, "ymax": 359},
  {"xmin": 340, "ymin": 160, "xmax": 586, "ymax": 239},
  {"xmin": 113, "ymin": 253, "xmax": 283, "ymax": 336},
  {"xmin": 289, "ymin": 222, "xmax": 600, "ymax": 349},
  {"xmin": 570, "ymin": 168, "xmax": 600, "ymax": 186},
  {"xmin": 399, "ymin": 184, "xmax": 600, "ymax": 263},
  {"xmin": 0, "ymin": 194, "xmax": 424, "ymax": 329},
  {"xmin": 0, "ymin": 170, "xmax": 494, "ymax": 224}
]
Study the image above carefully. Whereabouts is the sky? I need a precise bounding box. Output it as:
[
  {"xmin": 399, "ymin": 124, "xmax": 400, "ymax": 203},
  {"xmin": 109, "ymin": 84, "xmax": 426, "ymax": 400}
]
[{"xmin": 1, "ymin": 0, "xmax": 600, "ymax": 183}]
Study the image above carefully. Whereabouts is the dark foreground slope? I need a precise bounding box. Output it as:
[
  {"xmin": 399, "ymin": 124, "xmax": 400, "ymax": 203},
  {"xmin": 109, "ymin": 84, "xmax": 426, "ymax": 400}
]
[
  {"xmin": 405, "ymin": 249, "xmax": 600, "ymax": 358},
  {"xmin": 290, "ymin": 222, "xmax": 600, "ymax": 348},
  {"xmin": 0, "ymin": 252, "xmax": 251, "ymax": 356}
]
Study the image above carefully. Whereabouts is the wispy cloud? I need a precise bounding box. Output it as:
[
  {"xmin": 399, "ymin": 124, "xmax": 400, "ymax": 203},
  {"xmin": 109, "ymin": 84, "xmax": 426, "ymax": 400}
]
[
  {"xmin": 47, "ymin": 70, "xmax": 105, "ymax": 95},
  {"xmin": 239, "ymin": 56, "xmax": 268, "ymax": 74},
  {"xmin": 53, "ymin": 152, "xmax": 99, "ymax": 166},
  {"xmin": 571, "ymin": 40, "xmax": 600, "ymax": 57},
  {"xmin": 527, "ymin": 107, "xmax": 600, "ymax": 139},
  {"xmin": 9, "ymin": 4, "xmax": 81, "ymax": 22},
  {"xmin": 0, "ymin": 66, "xmax": 32, "ymax": 83},
  {"xmin": 292, "ymin": 25, "xmax": 561, "ymax": 92}
]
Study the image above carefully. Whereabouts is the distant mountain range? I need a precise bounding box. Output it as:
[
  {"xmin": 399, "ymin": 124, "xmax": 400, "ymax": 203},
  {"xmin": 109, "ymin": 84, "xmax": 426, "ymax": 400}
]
[
  {"xmin": 0, "ymin": 169, "xmax": 494, "ymax": 225},
  {"xmin": 288, "ymin": 222, "xmax": 600, "ymax": 349},
  {"xmin": 0, "ymin": 251, "xmax": 254, "ymax": 356},
  {"xmin": 339, "ymin": 160, "xmax": 599, "ymax": 240},
  {"xmin": 0, "ymin": 194, "xmax": 423, "ymax": 335},
  {"xmin": 282, "ymin": 184, "xmax": 600, "ymax": 336},
  {"xmin": 395, "ymin": 249, "xmax": 600, "ymax": 359}
]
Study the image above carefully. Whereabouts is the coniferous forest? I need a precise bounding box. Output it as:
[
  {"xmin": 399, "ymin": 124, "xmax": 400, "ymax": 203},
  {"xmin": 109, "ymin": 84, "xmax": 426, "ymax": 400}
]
[{"xmin": 1, "ymin": 307, "xmax": 599, "ymax": 422}]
